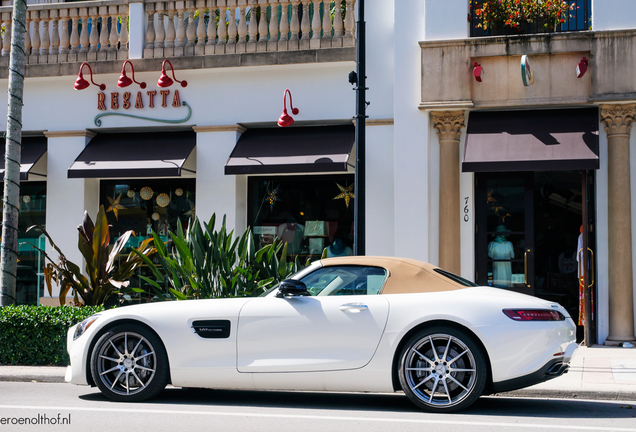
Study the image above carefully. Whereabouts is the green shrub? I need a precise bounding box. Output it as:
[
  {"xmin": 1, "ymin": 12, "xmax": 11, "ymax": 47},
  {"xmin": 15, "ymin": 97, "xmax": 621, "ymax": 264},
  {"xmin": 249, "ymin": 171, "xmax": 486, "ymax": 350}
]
[{"xmin": 0, "ymin": 305, "xmax": 103, "ymax": 366}]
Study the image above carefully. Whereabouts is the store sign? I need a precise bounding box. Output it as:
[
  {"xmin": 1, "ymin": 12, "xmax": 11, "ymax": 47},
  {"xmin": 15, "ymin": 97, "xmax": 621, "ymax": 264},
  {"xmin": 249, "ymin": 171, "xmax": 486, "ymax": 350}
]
[{"xmin": 94, "ymin": 88, "xmax": 192, "ymax": 127}]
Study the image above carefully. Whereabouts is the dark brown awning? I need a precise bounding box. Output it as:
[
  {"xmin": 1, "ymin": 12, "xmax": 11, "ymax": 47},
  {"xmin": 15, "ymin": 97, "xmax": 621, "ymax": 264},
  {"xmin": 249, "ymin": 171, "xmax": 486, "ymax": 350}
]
[
  {"xmin": 463, "ymin": 108, "xmax": 599, "ymax": 172},
  {"xmin": 0, "ymin": 137, "xmax": 47, "ymax": 180},
  {"xmin": 68, "ymin": 131, "xmax": 195, "ymax": 178},
  {"xmin": 225, "ymin": 125, "xmax": 355, "ymax": 175}
]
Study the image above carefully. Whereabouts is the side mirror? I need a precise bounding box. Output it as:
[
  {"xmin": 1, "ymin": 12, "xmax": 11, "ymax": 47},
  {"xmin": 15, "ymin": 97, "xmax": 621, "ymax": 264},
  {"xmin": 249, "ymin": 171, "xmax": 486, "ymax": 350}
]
[{"xmin": 277, "ymin": 279, "xmax": 309, "ymax": 298}]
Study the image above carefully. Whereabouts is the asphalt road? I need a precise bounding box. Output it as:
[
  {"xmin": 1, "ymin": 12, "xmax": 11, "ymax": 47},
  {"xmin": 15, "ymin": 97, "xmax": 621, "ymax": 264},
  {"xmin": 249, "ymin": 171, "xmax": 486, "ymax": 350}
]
[{"xmin": 1, "ymin": 382, "xmax": 636, "ymax": 432}]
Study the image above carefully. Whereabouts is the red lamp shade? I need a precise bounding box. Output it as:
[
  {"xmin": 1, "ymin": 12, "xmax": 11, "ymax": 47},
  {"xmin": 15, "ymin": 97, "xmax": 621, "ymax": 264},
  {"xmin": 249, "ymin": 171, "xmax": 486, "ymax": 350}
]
[
  {"xmin": 74, "ymin": 63, "xmax": 105, "ymax": 91},
  {"xmin": 74, "ymin": 72, "xmax": 89, "ymax": 90},
  {"xmin": 117, "ymin": 60, "xmax": 147, "ymax": 89},
  {"xmin": 157, "ymin": 59, "xmax": 187, "ymax": 88},
  {"xmin": 473, "ymin": 62, "xmax": 483, "ymax": 82},
  {"xmin": 278, "ymin": 89, "xmax": 299, "ymax": 127},
  {"xmin": 576, "ymin": 56, "xmax": 588, "ymax": 78}
]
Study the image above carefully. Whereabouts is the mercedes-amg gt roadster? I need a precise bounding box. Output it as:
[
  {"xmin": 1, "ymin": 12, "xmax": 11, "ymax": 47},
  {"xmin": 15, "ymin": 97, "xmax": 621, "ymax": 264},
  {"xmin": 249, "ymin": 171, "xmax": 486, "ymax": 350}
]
[{"xmin": 66, "ymin": 256, "xmax": 577, "ymax": 412}]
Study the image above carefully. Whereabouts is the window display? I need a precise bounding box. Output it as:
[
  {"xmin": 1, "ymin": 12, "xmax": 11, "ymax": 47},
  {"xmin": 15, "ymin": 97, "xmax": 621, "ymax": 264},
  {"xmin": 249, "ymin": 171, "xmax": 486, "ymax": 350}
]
[
  {"xmin": 248, "ymin": 175, "xmax": 355, "ymax": 261},
  {"xmin": 1, "ymin": 182, "xmax": 47, "ymax": 304},
  {"xmin": 100, "ymin": 179, "xmax": 195, "ymax": 249}
]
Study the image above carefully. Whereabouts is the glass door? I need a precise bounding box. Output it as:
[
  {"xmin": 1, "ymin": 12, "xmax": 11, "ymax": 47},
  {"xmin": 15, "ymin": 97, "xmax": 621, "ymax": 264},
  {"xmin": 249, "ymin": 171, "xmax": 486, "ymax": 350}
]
[{"xmin": 475, "ymin": 173, "xmax": 534, "ymax": 295}]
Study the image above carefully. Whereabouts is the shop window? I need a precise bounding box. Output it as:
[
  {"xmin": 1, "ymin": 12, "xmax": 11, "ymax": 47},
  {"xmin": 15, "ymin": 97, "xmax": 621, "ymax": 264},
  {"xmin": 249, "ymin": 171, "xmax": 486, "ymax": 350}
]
[
  {"xmin": 248, "ymin": 175, "xmax": 355, "ymax": 261},
  {"xmin": 100, "ymin": 179, "xmax": 195, "ymax": 248},
  {"xmin": 0, "ymin": 182, "xmax": 47, "ymax": 305}
]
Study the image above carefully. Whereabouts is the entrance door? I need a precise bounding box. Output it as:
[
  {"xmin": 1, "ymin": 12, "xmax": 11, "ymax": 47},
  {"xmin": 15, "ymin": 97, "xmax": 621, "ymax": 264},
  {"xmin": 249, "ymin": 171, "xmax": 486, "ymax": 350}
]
[
  {"xmin": 475, "ymin": 171, "xmax": 595, "ymax": 341},
  {"xmin": 475, "ymin": 173, "xmax": 534, "ymax": 295}
]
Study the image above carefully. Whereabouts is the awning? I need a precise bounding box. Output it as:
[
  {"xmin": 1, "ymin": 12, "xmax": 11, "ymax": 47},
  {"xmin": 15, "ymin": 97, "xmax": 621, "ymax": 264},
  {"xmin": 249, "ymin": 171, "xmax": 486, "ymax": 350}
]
[
  {"xmin": 68, "ymin": 131, "xmax": 196, "ymax": 178},
  {"xmin": 463, "ymin": 108, "xmax": 599, "ymax": 172},
  {"xmin": 0, "ymin": 137, "xmax": 47, "ymax": 180},
  {"xmin": 225, "ymin": 125, "xmax": 355, "ymax": 175}
]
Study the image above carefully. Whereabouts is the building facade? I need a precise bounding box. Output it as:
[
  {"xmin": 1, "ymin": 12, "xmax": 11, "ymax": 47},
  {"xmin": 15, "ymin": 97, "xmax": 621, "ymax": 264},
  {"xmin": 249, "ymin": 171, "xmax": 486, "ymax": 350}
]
[{"xmin": 1, "ymin": 0, "xmax": 635, "ymax": 346}]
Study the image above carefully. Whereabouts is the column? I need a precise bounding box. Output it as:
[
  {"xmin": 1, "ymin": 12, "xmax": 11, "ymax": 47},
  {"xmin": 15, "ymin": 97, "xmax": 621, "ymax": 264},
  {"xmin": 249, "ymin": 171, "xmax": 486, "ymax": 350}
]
[
  {"xmin": 601, "ymin": 104, "xmax": 636, "ymax": 345},
  {"xmin": 42, "ymin": 131, "xmax": 99, "ymax": 305},
  {"xmin": 128, "ymin": 0, "xmax": 145, "ymax": 59},
  {"xmin": 432, "ymin": 111, "xmax": 465, "ymax": 275},
  {"xmin": 193, "ymin": 126, "xmax": 247, "ymax": 235}
]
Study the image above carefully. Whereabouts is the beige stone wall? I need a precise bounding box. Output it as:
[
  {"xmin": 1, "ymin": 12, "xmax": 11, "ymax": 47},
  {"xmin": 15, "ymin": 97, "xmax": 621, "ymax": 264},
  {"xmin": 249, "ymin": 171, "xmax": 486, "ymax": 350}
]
[{"xmin": 420, "ymin": 30, "xmax": 636, "ymax": 109}]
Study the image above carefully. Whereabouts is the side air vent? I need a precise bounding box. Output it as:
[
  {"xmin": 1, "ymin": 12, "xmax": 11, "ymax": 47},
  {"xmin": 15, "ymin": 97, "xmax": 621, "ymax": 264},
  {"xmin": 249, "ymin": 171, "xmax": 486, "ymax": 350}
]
[{"xmin": 191, "ymin": 320, "xmax": 231, "ymax": 339}]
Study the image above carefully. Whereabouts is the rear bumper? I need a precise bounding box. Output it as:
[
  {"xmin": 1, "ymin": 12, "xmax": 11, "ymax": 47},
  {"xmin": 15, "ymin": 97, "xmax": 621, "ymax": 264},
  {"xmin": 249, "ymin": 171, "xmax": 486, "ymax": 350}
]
[{"xmin": 491, "ymin": 341, "xmax": 577, "ymax": 394}]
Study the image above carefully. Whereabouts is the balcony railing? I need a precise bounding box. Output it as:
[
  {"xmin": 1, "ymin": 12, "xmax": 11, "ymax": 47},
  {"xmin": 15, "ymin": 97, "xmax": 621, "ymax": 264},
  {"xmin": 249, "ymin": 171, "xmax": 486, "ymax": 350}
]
[
  {"xmin": 469, "ymin": 0, "xmax": 591, "ymax": 37},
  {"xmin": 0, "ymin": 0, "xmax": 356, "ymax": 66}
]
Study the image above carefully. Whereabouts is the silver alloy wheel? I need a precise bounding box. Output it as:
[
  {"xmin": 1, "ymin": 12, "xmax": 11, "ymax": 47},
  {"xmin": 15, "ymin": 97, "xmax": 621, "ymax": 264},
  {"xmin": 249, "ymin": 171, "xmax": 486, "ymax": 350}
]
[
  {"xmin": 403, "ymin": 333, "xmax": 478, "ymax": 408},
  {"xmin": 95, "ymin": 331, "xmax": 157, "ymax": 396}
]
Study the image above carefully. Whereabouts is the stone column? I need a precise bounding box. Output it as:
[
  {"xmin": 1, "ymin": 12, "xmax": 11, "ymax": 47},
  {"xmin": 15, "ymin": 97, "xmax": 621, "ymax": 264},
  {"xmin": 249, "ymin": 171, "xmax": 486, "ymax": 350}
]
[
  {"xmin": 432, "ymin": 111, "xmax": 465, "ymax": 274},
  {"xmin": 601, "ymin": 104, "xmax": 636, "ymax": 345}
]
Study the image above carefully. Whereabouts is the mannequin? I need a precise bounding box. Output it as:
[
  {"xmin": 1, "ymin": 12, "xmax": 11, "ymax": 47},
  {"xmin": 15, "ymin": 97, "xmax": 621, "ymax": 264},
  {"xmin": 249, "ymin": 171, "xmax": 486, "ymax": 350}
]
[
  {"xmin": 488, "ymin": 225, "xmax": 514, "ymax": 287},
  {"xmin": 322, "ymin": 229, "xmax": 353, "ymax": 258},
  {"xmin": 277, "ymin": 218, "xmax": 304, "ymax": 255},
  {"xmin": 322, "ymin": 238, "xmax": 353, "ymax": 258}
]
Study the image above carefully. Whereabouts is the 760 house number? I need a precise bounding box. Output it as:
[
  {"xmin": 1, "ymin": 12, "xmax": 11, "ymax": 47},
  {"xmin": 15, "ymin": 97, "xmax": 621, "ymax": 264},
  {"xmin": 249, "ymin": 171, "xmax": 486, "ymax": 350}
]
[{"xmin": 464, "ymin": 197, "xmax": 469, "ymax": 222}]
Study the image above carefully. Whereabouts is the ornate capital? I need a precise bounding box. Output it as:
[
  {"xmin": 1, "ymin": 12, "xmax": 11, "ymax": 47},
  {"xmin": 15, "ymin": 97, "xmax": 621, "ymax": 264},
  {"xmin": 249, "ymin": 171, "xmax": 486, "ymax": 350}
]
[
  {"xmin": 600, "ymin": 104, "xmax": 636, "ymax": 138},
  {"xmin": 432, "ymin": 110, "xmax": 465, "ymax": 142}
]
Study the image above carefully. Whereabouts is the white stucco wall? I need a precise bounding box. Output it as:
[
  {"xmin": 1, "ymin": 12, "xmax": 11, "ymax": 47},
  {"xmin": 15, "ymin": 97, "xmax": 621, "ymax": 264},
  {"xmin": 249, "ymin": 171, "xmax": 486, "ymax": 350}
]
[
  {"xmin": 423, "ymin": 0, "xmax": 469, "ymax": 40},
  {"xmin": 592, "ymin": 0, "xmax": 636, "ymax": 31},
  {"xmin": 195, "ymin": 129, "xmax": 247, "ymax": 235},
  {"xmin": 365, "ymin": 123, "xmax": 395, "ymax": 256},
  {"xmin": 393, "ymin": 0, "xmax": 430, "ymax": 262}
]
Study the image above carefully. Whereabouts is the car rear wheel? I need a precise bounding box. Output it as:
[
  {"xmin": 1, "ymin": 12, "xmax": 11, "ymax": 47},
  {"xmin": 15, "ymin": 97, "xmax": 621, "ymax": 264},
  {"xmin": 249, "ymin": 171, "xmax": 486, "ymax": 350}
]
[
  {"xmin": 90, "ymin": 324, "xmax": 169, "ymax": 402},
  {"xmin": 398, "ymin": 326, "xmax": 487, "ymax": 413}
]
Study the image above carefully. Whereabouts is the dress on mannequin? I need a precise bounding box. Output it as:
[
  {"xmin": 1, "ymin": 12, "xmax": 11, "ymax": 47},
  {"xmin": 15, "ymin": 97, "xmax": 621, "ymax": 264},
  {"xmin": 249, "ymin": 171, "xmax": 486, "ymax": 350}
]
[{"xmin": 488, "ymin": 225, "xmax": 514, "ymax": 287}]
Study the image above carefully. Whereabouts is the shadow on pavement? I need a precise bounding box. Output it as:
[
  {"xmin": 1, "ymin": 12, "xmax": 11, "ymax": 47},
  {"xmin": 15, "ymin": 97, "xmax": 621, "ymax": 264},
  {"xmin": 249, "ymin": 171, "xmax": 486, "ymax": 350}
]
[{"xmin": 78, "ymin": 388, "xmax": 636, "ymax": 419}]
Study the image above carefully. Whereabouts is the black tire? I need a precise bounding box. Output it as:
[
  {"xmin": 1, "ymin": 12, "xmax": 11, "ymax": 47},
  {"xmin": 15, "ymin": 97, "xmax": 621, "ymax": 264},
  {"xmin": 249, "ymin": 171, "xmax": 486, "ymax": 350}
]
[
  {"xmin": 398, "ymin": 326, "xmax": 487, "ymax": 413},
  {"xmin": 90, "ymin": 324, "xmax": 169, "ymax": 402}
]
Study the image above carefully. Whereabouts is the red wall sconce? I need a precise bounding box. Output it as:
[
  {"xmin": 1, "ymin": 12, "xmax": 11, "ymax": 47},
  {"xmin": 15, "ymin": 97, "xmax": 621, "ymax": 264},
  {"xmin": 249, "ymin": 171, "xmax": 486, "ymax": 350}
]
[
  {"xmin": 157, "ymin": 59, "xmax": 188, "ymax": 88},
  {"xmin": 473, "ymin": 62, "xmax": 483, "ymax": 82},
  {"xmin": 74, "ymin": 63, "xmax": 105, "ymax": 91},
  {"xmin": 117, "ymin": 60, "xmax": 147, "ymax": 89},
  {"xmin": 576, "ymin": 56, "xmax": 588, "ymax": 78},
  {"xmin": 278, "ymin": 89, "xmax": 299, "ymax": 127}
]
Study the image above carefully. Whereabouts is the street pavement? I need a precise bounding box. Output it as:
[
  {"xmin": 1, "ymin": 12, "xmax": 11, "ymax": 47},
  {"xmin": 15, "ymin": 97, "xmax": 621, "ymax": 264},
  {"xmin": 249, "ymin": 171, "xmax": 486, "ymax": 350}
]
[{"xmin": 1, "ymin": 345, "xmax": 635, "ymax": 401}]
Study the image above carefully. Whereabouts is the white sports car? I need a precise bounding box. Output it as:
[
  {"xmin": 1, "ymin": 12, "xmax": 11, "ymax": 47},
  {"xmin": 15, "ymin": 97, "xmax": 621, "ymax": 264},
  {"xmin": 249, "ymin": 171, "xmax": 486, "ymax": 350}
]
[{"xmin": 66, "ymin": 256, "xmax": 577, "ymax": 412}]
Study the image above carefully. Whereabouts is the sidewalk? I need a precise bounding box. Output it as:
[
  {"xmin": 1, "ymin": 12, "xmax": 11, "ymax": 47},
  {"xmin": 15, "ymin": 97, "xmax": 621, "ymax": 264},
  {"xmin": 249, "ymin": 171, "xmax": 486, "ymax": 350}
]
[{"xmin": 1, "ymin": 345, "xmax": 635, "ymax": 401}]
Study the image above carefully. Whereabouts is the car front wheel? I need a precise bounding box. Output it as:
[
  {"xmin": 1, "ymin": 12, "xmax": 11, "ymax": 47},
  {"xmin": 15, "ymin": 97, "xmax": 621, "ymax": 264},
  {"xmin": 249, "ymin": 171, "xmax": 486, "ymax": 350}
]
[
  {"xmin": 90, "ymin": 324, "xmax": 169, "ymax": 402},
  {"xmin": 398, "ymin": 326, "xmax": 487, "ymax": 413}
]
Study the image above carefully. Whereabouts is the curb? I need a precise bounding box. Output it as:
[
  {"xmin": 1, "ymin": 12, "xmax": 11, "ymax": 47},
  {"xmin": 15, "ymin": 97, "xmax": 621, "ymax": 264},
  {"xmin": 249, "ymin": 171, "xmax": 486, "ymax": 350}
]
[
  {"xmin": 0, "ymin": 375, "xmax": 65, "ymax": 384},
  {"xmin": 495, "ymin": 389, "xmax": 636, "ymax": 402},
  {"xmin": 1, "ymin": 373, "xmax": 636, "ymax": 402}
]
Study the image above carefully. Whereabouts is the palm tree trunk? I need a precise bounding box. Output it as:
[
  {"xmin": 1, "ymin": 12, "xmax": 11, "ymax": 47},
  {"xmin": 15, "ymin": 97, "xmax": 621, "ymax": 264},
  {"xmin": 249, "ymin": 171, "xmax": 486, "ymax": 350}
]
[{"xmin": 0, "ymin": 0, "xmax": 28, "ymax": 306}]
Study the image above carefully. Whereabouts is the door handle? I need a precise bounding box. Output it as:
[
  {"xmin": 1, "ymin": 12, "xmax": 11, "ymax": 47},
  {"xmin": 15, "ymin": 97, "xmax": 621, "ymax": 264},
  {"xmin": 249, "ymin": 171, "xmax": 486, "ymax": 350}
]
[{"xmin": 339, "ymin": 303, "xmax": 368, "ymax": 313}]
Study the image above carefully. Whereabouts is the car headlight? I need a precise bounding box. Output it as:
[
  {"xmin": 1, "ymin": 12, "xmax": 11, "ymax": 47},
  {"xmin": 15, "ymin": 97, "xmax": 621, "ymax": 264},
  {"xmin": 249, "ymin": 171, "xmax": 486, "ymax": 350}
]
[{"xmin": 73, "ymin": 314, "xmax": 101, "ymax": 341}]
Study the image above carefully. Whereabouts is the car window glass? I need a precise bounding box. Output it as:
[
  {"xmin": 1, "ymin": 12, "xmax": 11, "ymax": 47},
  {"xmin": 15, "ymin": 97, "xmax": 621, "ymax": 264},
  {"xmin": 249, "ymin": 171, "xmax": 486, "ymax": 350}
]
[{"xmin": 300, "ymin": 266, "xmax": 388, "ymax": 296}]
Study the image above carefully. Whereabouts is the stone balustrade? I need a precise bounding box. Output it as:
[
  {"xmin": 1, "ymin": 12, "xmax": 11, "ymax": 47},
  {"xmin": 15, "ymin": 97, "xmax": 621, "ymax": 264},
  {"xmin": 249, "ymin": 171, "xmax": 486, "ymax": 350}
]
[
  {"xmin": 0, "ymin": 0, "xmax": 355, "ymax": 66},
  {"xmin": 0, "ymin": 0, "xmax": 129, "ymax": 65},
  {"xmin": 143, "ymin": 0, "xmax": 356, "ymax": 58}
]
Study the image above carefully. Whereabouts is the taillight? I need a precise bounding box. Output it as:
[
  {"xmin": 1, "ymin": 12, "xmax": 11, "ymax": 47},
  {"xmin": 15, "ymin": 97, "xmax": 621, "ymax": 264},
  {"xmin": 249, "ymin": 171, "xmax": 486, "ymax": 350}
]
[{"xmin": 503, "ymin": 309, "xmax": 565, "ymax": 321}]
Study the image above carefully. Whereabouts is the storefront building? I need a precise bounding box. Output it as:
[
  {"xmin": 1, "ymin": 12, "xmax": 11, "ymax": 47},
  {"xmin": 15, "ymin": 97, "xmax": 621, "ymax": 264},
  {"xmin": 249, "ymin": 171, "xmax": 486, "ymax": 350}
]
[
  {"xmin": 390, "ymin": 0, "xmax": 636, "ymax": 345},
  {"xmin": 1, "ymin": 0, "xmax": 635, "ymax": 347}
]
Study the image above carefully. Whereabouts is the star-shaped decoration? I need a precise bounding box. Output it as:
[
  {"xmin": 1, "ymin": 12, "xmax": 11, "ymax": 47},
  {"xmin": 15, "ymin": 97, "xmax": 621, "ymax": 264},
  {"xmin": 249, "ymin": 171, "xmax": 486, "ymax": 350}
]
[
  {"xmin": 106, "ymin": 193, "xmax": 126, "ymax": 220},
  {"xmin": 333, "ymin": 183, "xmax": 354, "ymax": 209},
  {"xmin": 267, "ymin": 187, "xmax": 278, "ymax": 211},
  {"xmin": 184, "ymin": 200, "xmax": 196, "ymax": 218}
]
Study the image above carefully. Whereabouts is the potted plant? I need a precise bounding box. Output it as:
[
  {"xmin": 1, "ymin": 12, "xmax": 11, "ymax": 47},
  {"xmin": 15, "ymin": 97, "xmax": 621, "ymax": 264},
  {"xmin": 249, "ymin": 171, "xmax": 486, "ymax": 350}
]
[{"xmin": 473, "ymin": 0, "xmax": 574, "ymax": 35}]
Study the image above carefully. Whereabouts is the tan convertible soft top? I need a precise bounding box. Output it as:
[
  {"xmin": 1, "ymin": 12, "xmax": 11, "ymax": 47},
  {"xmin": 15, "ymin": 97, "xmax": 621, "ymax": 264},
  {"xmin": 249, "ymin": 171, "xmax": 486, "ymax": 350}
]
[{"xmin": 320, "ymin": 256, "xmax": 466, "ymax": 295}]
